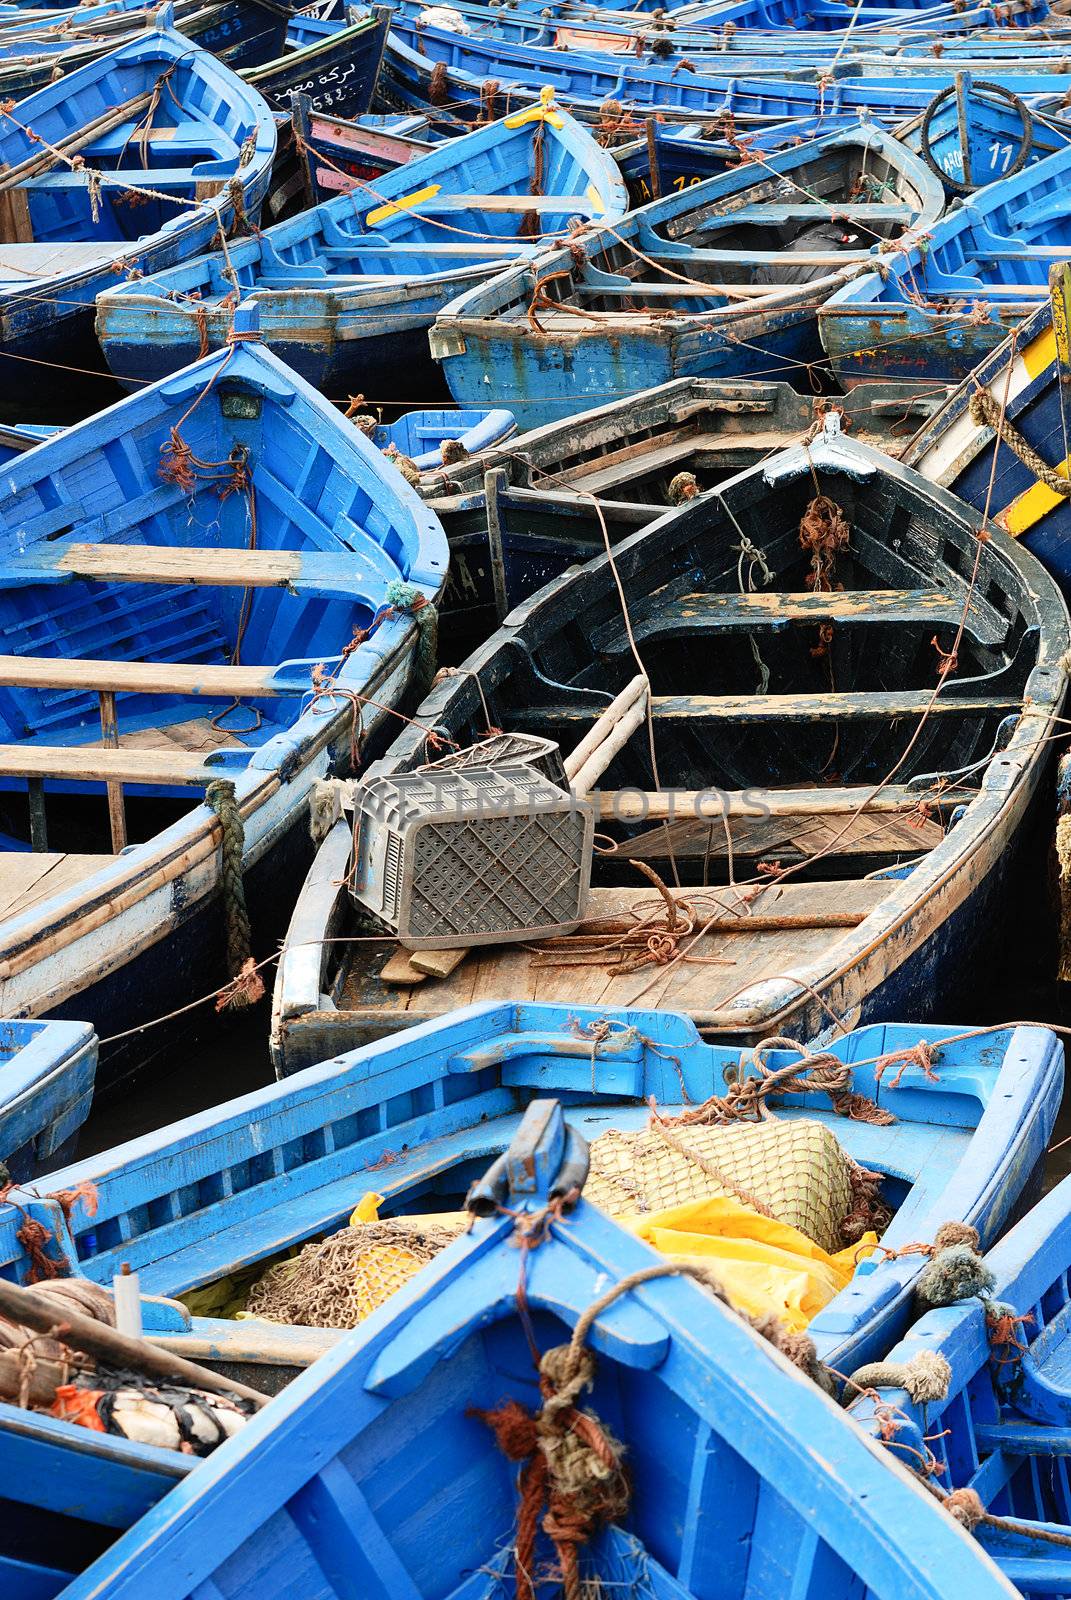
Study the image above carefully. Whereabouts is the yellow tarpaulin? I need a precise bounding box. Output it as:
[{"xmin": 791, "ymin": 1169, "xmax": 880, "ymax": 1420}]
[{"xmin": 624, "ymin": 1194, "xmax": 876, "ymax": 1332}]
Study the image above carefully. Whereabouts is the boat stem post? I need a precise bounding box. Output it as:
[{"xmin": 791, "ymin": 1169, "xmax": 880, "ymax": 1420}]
[
  {"xmin": 484, "ymin": 468, "xmax": 510, "ymax": 622},
  {"xmin": 98, "ymin": 690, "xmax": 127, "ymax": 854},
  {"xmin": 27, "ymin": 777, "xmax": 47, "ymax": 852}
]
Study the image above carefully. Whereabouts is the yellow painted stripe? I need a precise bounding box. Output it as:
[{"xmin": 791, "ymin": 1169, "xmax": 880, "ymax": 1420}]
[
  {"xmin": 586, "ymin": 182, "xmax": 605, "ymax": 216},
  {"xmin": 1001, "ymin": 453, "xmax": 1071, "ymax": 536},
  {"xmin": 365, "ymin": 182, "xmax": 441, "ymax": 226},
  {"xmin": 1023, "ymin": 325, "xmax": 1057, "ymax": 381}
]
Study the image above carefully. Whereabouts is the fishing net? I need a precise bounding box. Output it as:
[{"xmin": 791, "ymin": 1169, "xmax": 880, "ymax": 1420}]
[
  {"xmin": 244, "ymin": 1214, "xmax": 470, "ymax": 1331},
  {"xmin": 584, "ymin": 1119, "xmax": 887, "ymax": 1254},
  {"xmin": 240, "ymin": 1124, "xmax": 888, "ymax": 1331}
]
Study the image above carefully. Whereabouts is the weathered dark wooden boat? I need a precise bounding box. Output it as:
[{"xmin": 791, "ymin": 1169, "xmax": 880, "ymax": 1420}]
[
  {"xmin": 0, "ymin": 308, "xmax": 446, "ymax": 1096},
  {"xmin": 0, "ymin": 22, "xmax": 276, "ymax": 405},
  {"xmin": 291, "ymin": 97, "xmax": 436, "ymax": 204},
  {"xmin": 241, "ymin": 4, "xmax": 389, "ymax": 117},
  {"xmin": 0, "ymin": 1100, "xmax": 1040, "ymax": 1599},
  {"xmin": 94, "ymin": 95, "xmax": 627, "ymax": 401},
  {"xmin": 615, "ymin": 113, "xmax": 878, "ymax": 204},
  {"xmin": 818, "ymin": 142, "xmax": 1071, "ymax": 388},
  {"xmin": 270, "ymin": 427, "xmax": 1069, "ymax": 1060},
  {"xmin": 0, "ymin": 0, "xmax": 288, "ymax": 100},
  {"xmin": 420, "ymin": 377, "xmax": 954, "ymax": 657},
  {"xmin": 0, "ymin": 1017, "xmax": 96, "ymax": 1183},
  {"xmin": 431, "ymin": 125, "xmax": 943, "ymax": 430},
  {"xmin": 850, "ymin": 1166, "xmax": 1071, "ymax": 1592},
  {"xmin": 903, "ymin": 264, "xmax": 1071, "ymax": 596},
  {"xmin": 5, "ymin": 1002, "xmax": 1061, "ymax": 1370}
]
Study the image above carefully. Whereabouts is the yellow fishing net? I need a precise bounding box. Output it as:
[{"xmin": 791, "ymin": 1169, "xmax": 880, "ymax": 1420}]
[
  {"xmin": 585, "ymin": 1118, "xmax": 870, "ymax": 1254},
  {"xmin": 242, "ymin": 1194, "xmax": 469, "ymax": 1329}
]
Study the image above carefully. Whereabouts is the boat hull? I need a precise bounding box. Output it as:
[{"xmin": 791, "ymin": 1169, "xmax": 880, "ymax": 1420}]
[
  {"xmin": 433, "ymin": 303, "xmax": 831, "ymax": 430},
  {"xmin": 0, "ymin": 1019, "xmax": 97, "ymax": 1183},
  {"xmin": 819, "ymin": 302, "xmax": 1030, "ymax": 387},
  {"xmin": 242, "ymin": 9, "xmax": 388, "ymax": 116}
]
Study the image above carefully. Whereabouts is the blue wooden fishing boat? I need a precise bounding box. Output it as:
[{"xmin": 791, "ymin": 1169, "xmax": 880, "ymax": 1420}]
[
  {"xmin": 0, "ymin": 1098, "xmax": 1024, "ymax": 1600},
  {"xmin": 0, "ymin": 1018, "xmax": 96, "ymax": 1183},
  {"xmin": 380, "ymin": 16, "xmax": 1071, "ymax": 129},
  {"xmin": 903, "ymin": 266, "xmax": 1071, "ymax": 595},
  {"xmin": 0, "ymin": 22, "xmax": 276, "ymax": 404},
  {"xmin": 388, "ymin": 0, "xmax": 1071, "ymax": 65},
  {"xmin": 849, "ymin": 1163, "xmax": 1071, "ymax": 1589},
  {"xmin": 241, "ymin": 4, "xmax": 388, "ymax": 116},
  {"xmin": 94, "ymin": 95, "xmax": 628, "ymax": 400},
  {"xmin": 431, "ymin": 125, "xmax": 943, "ymax": 429},
  {"xmin": 818, "ymin": 142, "xmax": 1071, "ymax": 388},
  {"xmin": 0, "ymin": 306, "xmax": 446, "ymax": 1095},
  {"xmin": 0, "ymin": 0, "xmax": 289, "ymax": 99},
  {"xmin": 5, "ymin": 1001, "xmax": 1059, "ymax": 1371},
  {"xmin": 371, "ymin": 407, "xmax": 516, "ymax": 472},
  {"xmin": 420, "ymin": 377, "xmax": 953, "ymax": 652},
  {"xmin": 272, "ymin": 430, "xmax": 1070, "ymax": 1060},
  {"xmin": 899, "ymin": 74, "xmax": 1071, "ymax": 191},
  {"xmin": 291, "ymin": 98, "xmax": 436, "ymax": 203}
]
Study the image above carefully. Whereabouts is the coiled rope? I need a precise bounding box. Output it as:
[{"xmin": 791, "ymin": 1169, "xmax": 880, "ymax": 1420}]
[
  {"xmin": 205, "ymin": 779, "xmax": 262, "ymax": 1010},
  {"xmin": 969, "ymin": 386, "xmax": 1071, "ymax": 498}
]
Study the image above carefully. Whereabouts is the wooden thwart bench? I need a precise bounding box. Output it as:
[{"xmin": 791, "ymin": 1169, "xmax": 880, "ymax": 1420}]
[
  {"xmin": 0, "ymin": 655, "xmax": 309, "ymax": 699},
  {"xmin": 620, "ymin": 589, "xmax": 1007, "ymax": 648},
  {"xmin": 595, "ymin": 783, "xmax": 965, "ymax": 821},
  {"xmin": 0, "ymin": 745, "xmax": 223, "ymax": 787},
  {"xmin": 516, "ymin": 690, "xmax": 1024, "ymax": 726},
  {"xmin": 6, "ymin": 543, "xmax": 373, "ymax": 601}
]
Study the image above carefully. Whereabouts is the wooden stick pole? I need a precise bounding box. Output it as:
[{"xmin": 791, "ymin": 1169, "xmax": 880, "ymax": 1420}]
[
  {"xmin": 0, "ymin": 1279, "xmax": 269, "ymax": 1409},
  {"xmin": 563, "ymin": 675, "xmax": 648, "ymax": 784},
  {"xmin": 569, "ymin": 697, "xmax": 648, "ymax": 796},
  {"xmin": 98, "ymin": 690, "xmax": 128, "ymax": 854}
]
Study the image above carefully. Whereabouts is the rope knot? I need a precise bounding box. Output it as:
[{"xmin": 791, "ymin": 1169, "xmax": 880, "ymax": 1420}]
[
  {"xmin": 874, "ymin": 1040, "xmax": 940, "ymax": 1089},
  {"xmin": 916, "ymin": 1230, "xmax": 995, "ymax": 1309},
  {"xmin": 667, "ymin": 470, "xmax": 699, "ymax": 506},
  {"xmin": 945, "ymin": 1487, "xmax": 985, "ymax": 1531},
  {"xmin": 845, "ymin": 1348, "xmax": 952, "ymax": 1406},
  {"xmin": 472, "ymin": 1340, "xmax": 629, "ymax": 1600}
]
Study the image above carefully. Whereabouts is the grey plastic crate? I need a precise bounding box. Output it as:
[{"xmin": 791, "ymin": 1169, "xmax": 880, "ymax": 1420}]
[
  {"xmin": 350, "ymin": 764, "xmax": 592, "ymax": 949},
  {"xmin": 418, "ymin": 733, "xmax": 566, "ymax": 787}
]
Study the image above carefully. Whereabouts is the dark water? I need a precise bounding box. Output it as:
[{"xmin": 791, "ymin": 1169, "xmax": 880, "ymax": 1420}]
[{"xmin": 80, "ymin": 1007, "xmax": 273, "ymax": 1157}]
